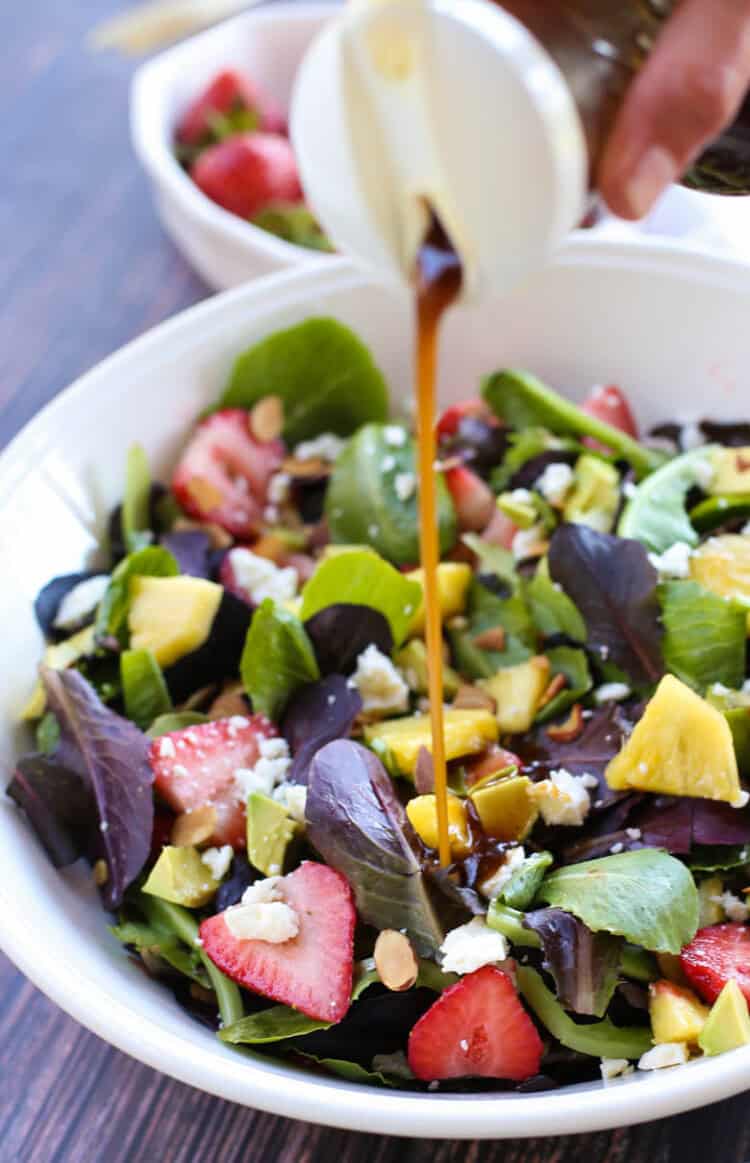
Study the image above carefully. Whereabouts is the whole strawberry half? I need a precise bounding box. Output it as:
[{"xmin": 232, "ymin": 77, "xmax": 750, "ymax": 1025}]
[
  {"xmin": 190, "ymin": 133, "xmax": 303, "ymax": 220},
  {"xmin": 408, "ymin": 966, "xmax": 543, "ymax": 1082},
  {"xmin": 200, "ymin": 861, "xmax": 356, "ymax": 1021},
  {"xmin": 444, "ymin": 465, "xmax": 496, "ymax": 533},
  {"xmin": 680, "ymin": 923, "xmax": 750, "ymax": 1005},
  {"xmin": 176, "ymin": 70, "xmax": 285, "ymax": 146},
  {"xmin": 172, "ymin": 409, "xmax": 284, "ymax": 539},
  {"xmin": 149, "ymin": 714, "xmax": 277, "ymax": 848}
]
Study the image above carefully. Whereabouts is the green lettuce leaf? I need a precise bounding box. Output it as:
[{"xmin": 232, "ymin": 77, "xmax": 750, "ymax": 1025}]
[
  {"xmin": 523, "ymin": 908, "xmax": 623, "ymax": 1017},
  {"xmin": 300, "ymin": 550, "xmax": 422, "ymax": 647},
  {"xmin": 659, "ymin": 580, "xmax": 747, "ymax": 692},
  {"xmin": 618, "ymin": 446, "xmax": 717, "ymax": 553},
  {"xmin": 462, "ymin": 534, "xmax": 519, "ymax": 593},
  {"xmin": 241, "ymin": 599, "xmax": 320, "ymax": 720},
  {"xmin": 147, "ymin": 711, "xmax": 208, "ymax": 737},
  {"xmin": 219, "ymin": 1007, "xmax": 331, "ymax": 1045},
  {"xmin": 219, "ymin": 317, "xmax": 389, "ymax": 444},
  {"xmin": 498, "ymin": 851, "xmax": 554, "ymax": 911},
  {"xmin": 110, "ymin": 915, "xmax": 207, "ymax": 985},
  {"xmin": 490, "ymin": 428, "xmax": 574, "ymax": 493},
  {"xmin": 96, "ymin": 546, "xmax": 179, "ymax": 643},
  {"xmin": 525, "ymin": 557, "xmax": 586, "ymax": 642},
  {"xmin": 120, "ymin": 649, "xmax": 172, "ymax": 730},
  {"xmin": 294, "ymin": 1055, "xmax": 398, "ymax": 1086},
  {"xmin": 122, "ymin": 444, "xmax": 152, "ymax": 554},
  {"xmin": 536, "ymin": 850, "xmax": 699, "ymax": 954},
  {"xmin": 535, "ymin": 646, "xmax": 592, "ymax": 724},
  {"xmin": 449, "ymin": 578, "xmax": 536, "ymax": 679}
]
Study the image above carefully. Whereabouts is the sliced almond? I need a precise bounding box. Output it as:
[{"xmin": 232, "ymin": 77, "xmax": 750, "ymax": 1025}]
[
  {"xmin": 446, "ymin": 615, "xmax": 469, "ymax": 632},
  {"xmin": 472, "ymin": 626, "xmax": 506, "ymax": 652},
  {"xmin": 538, "ymin": 672, "xmax": 568, "ymax": 710},
  {"xmin": 171, "ymin": 804, "xmax": 217, "ymax": 848},
  {"xmin": 281, "ymin": 455, "xmax": 330, "ymax": 479},
  {"xmin": 208, "ymin": 682, "xmax": 248, "ymax": 721},
  {"xmin": 250, "ymin": 395, "xmax": 284, "ymax": 443},
  {"xmin": 374, "ymin": 930, "xmax": 419, "ymax": 992},
  {"xmin": 545, "ymin": 703, "xmax": 585, "ymax": 743},
  {"xmin": 173, "ymin": 518, "xmax": 233, "ymax": 550},
  {"xmin": 184, "ymin": 476, "xmax": 224, "ymax": 512},
  {"xmin": 93, "ymin": 859, "xmax": 109, "ymax": 886},
  {"xmin": 453, "ymin": 684, "xmax": 497, "ymax": 713},
  {"xmin": 251, "ymin": 533, "xmax": 289, "ymax": 564}
]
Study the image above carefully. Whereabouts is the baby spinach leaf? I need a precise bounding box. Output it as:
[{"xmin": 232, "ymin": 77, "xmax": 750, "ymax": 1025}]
[
  {"xmin": 122, "ymin": 444, "xmax": 152, "ymax": 554},
  {"xmin": 7, "ymin": 754, "xmax": 95, "ymax": 868},
  {"xmin": 219, "ymin": 1007, "xmax": 331, "ymax": 1045},
  {"xmin": 688, "ymin": 844, "xmax": 750, "ymax": 871},
  {"xmin": 251, "ymin": 205, "xmax": 333, "ymax": 253},
  {"xmin": 292, "ymin": 988, "xmax": 435, "ymax": 1068},
  {"xmin": 548, "ymin": 525, "xmax": 663, "ymax": 686},
  {"xmin": 220, "ymin": 317, "xmax": 389, "ymax": 444},
  {"xmin": 306, "ymin": 740, "xmax": 444, "ymax": 955},
  {"xmin": 525, "ymin": 558, "xmax": 586, "ymax": 642},
  {"xmin": 536, "ymin": 646, "xmax": 592, "ymax": 724},
  {"xmin": 300, "ymin": 550, "xmax": 422, "ymax": 646},
  {"xmin": 282, "ymin": 675, "xmax": 362, "ymax": 785},
  {"xmin": 482, "ymin": 370, "xmax": 659, "ymax": 478},
  {"xmin": 96, "ymin": 546, "xmax": 179, "ymax": 643},
  {"xmin": 121, "ymin": 649, "xmax": 172, "ymax": 730},
  {"xmin": 463, "ymin": 533, "xmax": 519, "ymax": 593},
  {"xmin": 499, "ymin": 851, "xmax": 554, "ymax": 911},
  {"xmin": 523, "ymin": 908, "xmax": 623, "ymax": 1017},
  {"xmin": 325, "ymin": 424, "xmax": 456, "ymax": 566},
  {"xmin": 147, "ymin": 711, "xmax": 208, "ymax": 737},
  {"xmin": 490, "ymin": 428, "xmax": 572, "ymax": 493},
  {"xmin": 537, "ymin": 849, "xmax": 699, "ymax": 954},
  {"xmin": 304, "ymin": 604, "xmax": 393, "ymax": 675},
  {"xmin": 618, "ymin": 446, "xmax": 717, "ymax": 553},
  {"xmin": 110, "ymin": 914, "xmax": 207, "ymax": 985},
  {"xmin": 293, "ymin": 1055, "xmax": 397, "ymax": 1087},
  {"xmin": 659, "ymin": 580, "xmax": 747, "ymax": 692},
  {"xmin": 241, "ymin": 599, "xmax": 320, "ymax": 720},
  {"xmin": 517, "ymin": 967, "xmax": 652, "ymax": 1060},
  {"xmin": 36, "ymin": 711, "xmax": 61, "ymax": 755},
  {"xmin": 450, "ymin": 578, "xmax": 536, "ymax": 679}
]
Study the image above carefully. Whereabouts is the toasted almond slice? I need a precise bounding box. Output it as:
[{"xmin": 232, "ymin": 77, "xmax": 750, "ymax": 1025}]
[
  {"xmin": 93, "ymin": 859, "xmax": 109, "ymax": 886},
  {"xmin": 472, "ymin": 626, "xmax": 506, "ymax": 652},
  {"xmin": 184, "ymin": 476, "xmax": 224, "ymax": 512},
  {"xmin": 545, "ymin": 703, "xmax": 585, "ymax": 743},
  {"xmin": 250, "ymin": 395, "xmax": 284, "ymax": 443},
  {"xmin": 281, "ymin": 455, "xmax": 330, "ymax": 479},
  {"xmin": 453, "ymin": 684, "xmax": 497, "ymax": 713},
  {"xmin": 250, "ymin": 533, "xmax": 289, "ymax": 564},
  {"xmin": 208, "ymin": 682, "xmax": 248, "ymax": 721},
  {"xmin": 538, "ymin": 672, "xmax": 568, "ymax": 709},
  {"xmin": 171, "ymin": 804, "xmax": 217, "ymax": 848},
  {"xmin": 173, "ymin": 517, "xmax": 233, "ymax": 549},
  {"xmin": 374, "ymin": 930, "xmax": 419, "ymax": 992}
]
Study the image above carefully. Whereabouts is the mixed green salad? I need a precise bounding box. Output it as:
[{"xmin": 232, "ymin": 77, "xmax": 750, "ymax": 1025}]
[{"xmin": 10, "ymin": 316, "xmax": 750, "ymax": 1091}]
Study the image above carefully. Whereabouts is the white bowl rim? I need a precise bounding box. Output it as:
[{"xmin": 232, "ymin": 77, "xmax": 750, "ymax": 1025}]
[
  {"xmin": 130, "ymin": 1, "xmax": 340, "ymax": 268},
  {"xmin": 3, "ymin": 235, "xmax": 750, "ymax": 1137}
]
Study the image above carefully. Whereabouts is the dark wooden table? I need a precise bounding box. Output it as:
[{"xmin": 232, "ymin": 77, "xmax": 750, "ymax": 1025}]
[{"xmin": 1, "ymin": 3, "xmax": 749, "ymax": 1161}]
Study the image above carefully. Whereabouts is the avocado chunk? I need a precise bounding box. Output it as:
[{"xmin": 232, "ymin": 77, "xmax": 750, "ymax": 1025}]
[
  {"xmin": 363, "ymin": 708, "xmax": 498, "ymax": 777},
  {"xmin": 469, "ymin": 775, "xmax": 538, "ymax": 841},
  {"xmin": 142, "ymin": 845, "xmax": 219, "ymax": 908},
  {"xmin": 690, "ymin": 534, "xmax": 750, "ymax": 613},
  {"xmin": 246, "ymin": 792, "xmax": 297, "ymax": 876},
  {"xmin": 708, "ymin": 447, "xmax": 750, "ymax": 495},
  {"xmin": 496, "ymin": 491, "xmax": 538, "ymax": 529},
  {"xmin": 394, "ymin": 638, "xmax": 460, "ymax": 698},
  {"xmin": 563, "ymin": 454, "xmax": 620, "ymax": 534},
  {"xmin": 706, "ymin": 684, "xmax": 750, "ymax": 770},
  {"xmin": 406, "ymin": 793, "xmax": 472, "ymax": 857},
  {"xmin": 698, "ymin": 979, "xmax": 750, "ymax": 1056},
  {"xmin": 478, "ymin": 656, "xmax": 551, "ymax": 734},
  {"xmin": 128, "ymin": 575, "xmax": 223, "ymax": 667},
  {"xmin": 649, "ymin": 979, "xmax": 709, "ymax": 1044},
  {"xmin": 406, "ymin": 563, "xmax": 472, "ymax": 636},
  {"xmin": 606, "ymin": 674, "xmax": 745, "ymax": 806}
]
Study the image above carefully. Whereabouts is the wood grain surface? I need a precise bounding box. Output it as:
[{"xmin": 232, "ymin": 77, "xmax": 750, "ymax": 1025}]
[{"xmin": 1, "ymin": 3, "xmax": 749, "ymax": 1161}]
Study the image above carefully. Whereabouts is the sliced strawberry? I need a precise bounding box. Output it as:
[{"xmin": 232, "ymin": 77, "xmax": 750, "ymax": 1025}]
[
  {"xmin": 581, "ymin": 385, "xmax": 639, "ymax": 454},
  {"xmin": 172, "ymin": 409, "xmax": 284, "ymax": 539},
  {"xmin": 408, "ymin": 966, "xmax": 543, "ymax": 1082},
  {"xmin": 149, "ymin": 715, "xmax": 277, "ymax": 848},
  {"xmin": 190, "ymin": 133, "xmax": 303, "ymax": 220},
  {"xmin": 680, "ymin": 923, "xmax": 750, "ymax": 1005},
  {"xmin": 480, "ymin": 506, "xmax": 518, "ymax": 551},
  {"xmin": 444, "ymin": 465, "xmax": 496, "ymax": 533},
  {"xmin": 436, "ymin": 399, "xmax": 488, "ymax": 440},
  {"xmin": 200, "ymin": 861, "xmax": 355, "ymax": 1021},
  {"xmin": 176, "ymin": 70, "xmax": 285, "ymax": 146}
]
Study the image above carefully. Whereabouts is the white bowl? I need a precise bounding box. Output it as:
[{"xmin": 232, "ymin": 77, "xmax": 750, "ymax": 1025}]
[
  {"xmin": 131, "ymin": 2, "xmax": 337, "ymax": 290},
  {"xmin": 2, "ymin": 238, "xmax": 750, "ymax": 1137}
]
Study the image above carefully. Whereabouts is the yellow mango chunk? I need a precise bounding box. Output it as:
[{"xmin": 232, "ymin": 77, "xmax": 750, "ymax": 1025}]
[
  {"xmin": 129, "ymin": 576, "xmax": 223, "ymax": 668},
  {"xmin": 406, "ymin": 563, "xmax": 472, "ymax": 636},
  {"xmin": 690, "ymin": 534, "xmax": 750, "ymax": 615},
  {"xmin": 478, "ymin": 656, "xmax": 551, "ymax": 734},
  {"xmin": 606, "ymin": 675, "xmax": 745, "ymax": 806},
  {"xmin": 364, "ymin": 708, "xmax": 498, "ymax": 777},
  {"xmin": 709, "ymin": 447, "xmax": 750, "ymax": 495},
  {"xmin": 469, "ymin": 775, "xmax": 538, "ymax": 842},
  {"xmin": 406, "ymin": 794, "xmax": 472, "ymax": 857},
  {"xmin": 20, "ymin": 624, "xmax": 98, "ymax": 721},
  {"xmin": 649, "ymin": 979, "xmax": 709, "ymax": 1045}
]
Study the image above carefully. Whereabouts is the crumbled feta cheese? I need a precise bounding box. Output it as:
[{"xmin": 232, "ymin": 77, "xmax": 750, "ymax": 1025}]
[
  {"xmin": 609, "ymin": 842, "xmax": 624, "ymax": 854},
  {"xmin": 680, "ymin": 422, "xmax": 706, "ymax": 452},
  {"xmin": 509, "ymin": 488, "xmax": 534, "ymax": 505},
  {"xmin": 350, "ymin": 645, "xmax": 409, "ymax": 714},
  {"xmin": 535, "ymin": 462, "xmax": 574, "ymax": 507},
  {"xmin": 394, "ymin": 472, "xmax": 417, "ymax": 502},
  {"xmin": 273, "ymin": 782, "xmax": 307, "ymax": 824},
  {"xmin": 201, "ymin": 845, "xmax": 233, "ymax": 881},
  {"xmin": 53, "ymin": 574, "xmax": 110, "ymax": 630},
  {"xmin": 530, "ymin": 769, "xmax": 595, "ymax": 827},
  {"xmin": 235, "ymin": 738, "xmax": 291, "ymax": 801},
  {"xmin": 733, "ymin": 790, "xmax": 750, "ymax": 809},
  {"xmin": 622, "ymin": 480, "xmax": 638, "ymax": 499},
  {"xmin": 384, "ymin": 425, "xmax": 407, "ymax": 447},
  {"xmin": 368, "ymin": 523, "xmax": 380, "ymax": 540},
  {"xmin": 267, "ymin": 472, "xmax": 291, "ymax": 506},
  {"xmin": 648, "ymin": 541, "xmax": 693, "ymax": 579},
  {"xmin": 293, "ymin": 433, "xmax": 346, "ymax": 463},
  {"xmin": 712, "ymin": 890, "xmax": 750, "ymax": 923},
  {"xmin": 440, "ymin": 917, "xmax": 509, "ymax": 975},
  {"xmin": 159, "ymin": 736, "xmax": 176, "ymax": 759},
  {"xmin": 742, "ymin": 522, "xmax": 750, "ymax": 537},
  {"xmin": 227, "ymin": 548, "xmax": 298, "ymax": 605},
  {"xmin": 512, "ymin": 524, "xmax": 545, "ymax": 561},
  {"xmin": 600, "ymin": 1058, "xmax": 634, "ymax": 1082},
  {"xmin": 638, "ymin": 1043, "xmax": 689, "ymax": 1071},
  {"xmin": 692, "ymin": 455, "xmax": 715, "ymax": 491},
  {"xmin": 382, "ymin": 454, "xmax": 397, "ymax": 472},
  {"xmin": 626, "ymin": 828, "xmax": 642, "ymax": 841},
  {"xmin": 594, "ymin": 682, "xmax": 632, "ymax": 705},
  {"xmin": 479, "ymin": 846, "xmax": 526, "ymax": 900},
  {"xmin": 225, "ymin": 878, "xmax": 299, "ymax": 942}
]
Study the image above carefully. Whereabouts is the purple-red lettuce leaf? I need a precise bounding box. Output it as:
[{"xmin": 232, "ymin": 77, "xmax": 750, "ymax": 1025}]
[
  {"xmin": 41, "ymin": 666, "xmax": 153, "ymax": 908},
  {"xmin": 306, "ymin": 740, "xmax": 444, "ymax": 955},
  {"xmin": 159, "ymin": 530, "xmax": 213, "ymax": 579},
  {"xmin": 282, "ymin": 675, "xmax": 362, "ymax": 785},
  {"xmin": 34, "ymin": 571, "xmax": 107, "ymax": 641},
  {"xmin": 517, "ymin": 703, "xmax": 632, "ymax": 810},
  {"xmin": 7, "ymin": 754, "xmax": 95, "ymax": 868},
  {"xmin": 548, "ymin": 525, "xmax": 664, "ymax": 685},
  {"xmin": 692, "ymin": 799, "xmax": 750, "ymax": 846},
  {"xmin": 523, "ymin": 907, "xmax": 623, "ymax": 1017},
  {"xmin": 304, "ymin": 604, "xmax": 393, "ymax": 675}
]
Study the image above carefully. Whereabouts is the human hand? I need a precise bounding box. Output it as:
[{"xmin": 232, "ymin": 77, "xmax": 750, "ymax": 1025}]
[{"xmin": 598, "ymin": 0, "xmax": 750, "ymax": 219}]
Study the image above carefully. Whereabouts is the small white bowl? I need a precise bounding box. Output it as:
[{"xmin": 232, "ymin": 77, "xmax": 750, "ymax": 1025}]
[
  {"xmin": 131, "ymin": 2, "xmax": 337, "ymax": 290},
  {"xmin": 2, "ymin": 239, "xmax": 750, "ymax": 1136}
]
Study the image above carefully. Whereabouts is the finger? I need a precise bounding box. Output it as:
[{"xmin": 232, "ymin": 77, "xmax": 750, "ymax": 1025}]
[{"xmin": 598, "ymin": 0, "xmax": 750, "ymax": 219}]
